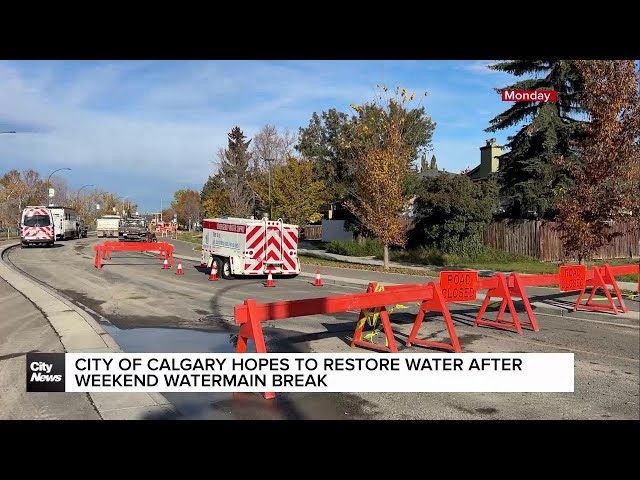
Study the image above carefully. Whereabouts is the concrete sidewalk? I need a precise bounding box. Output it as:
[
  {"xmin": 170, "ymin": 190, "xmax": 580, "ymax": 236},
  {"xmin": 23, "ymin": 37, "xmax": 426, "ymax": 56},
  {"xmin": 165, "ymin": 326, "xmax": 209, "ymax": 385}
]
[
  {"xmin": 0, "ymin": 276, "xmax": 101, "ymax": 420},
  {"xmin": 0, "ymin": 242, "xmax": 178, "ymax": 420}
]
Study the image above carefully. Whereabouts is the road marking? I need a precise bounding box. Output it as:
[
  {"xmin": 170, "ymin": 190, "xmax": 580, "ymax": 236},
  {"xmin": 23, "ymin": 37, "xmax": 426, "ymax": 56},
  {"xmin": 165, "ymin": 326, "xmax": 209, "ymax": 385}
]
[
  {"xmin": 534, "ymin": 312, "xmax": 639, "ymax": 330},
  {"xmin": 465, "ymin": 329, "xmax": 640, "ymax": 363},
  {"xmin": 459, "ymin": 301, "xmax": 639, "ymax": 329}
]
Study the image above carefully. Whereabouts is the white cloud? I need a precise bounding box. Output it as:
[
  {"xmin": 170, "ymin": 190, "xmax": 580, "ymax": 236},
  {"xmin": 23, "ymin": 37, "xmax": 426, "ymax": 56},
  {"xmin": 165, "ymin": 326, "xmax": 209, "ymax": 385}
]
[
  {"xmin": 462, "ymin": 61, "xmax": 499, "ymax": 75},
  {"xmin": 0, "ymin": 60, "xmax": 516, "ymax": 210},
  {"xmin": 0, "ymin": 61, "xmax": 372, "ymax": 208}
]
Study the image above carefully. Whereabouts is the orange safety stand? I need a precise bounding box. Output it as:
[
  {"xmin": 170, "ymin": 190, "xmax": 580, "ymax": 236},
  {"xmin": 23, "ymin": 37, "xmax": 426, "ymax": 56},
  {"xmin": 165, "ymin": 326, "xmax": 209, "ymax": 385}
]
[
  {"xmin": 351, "ymin": 283, "xmax": 399, "ymax": 353},
  {"xmin": 406, "ymin": 282, "xmax": 462, "ymax": 352},
  {"xmin": 235, "ymin": 299, "xmax": 274, "ymax": 399},
  {"xmin": 574, "ymin": 265, "xmax": 627, "ymax": 315},
  {"xmin": 474, "ymin": 272, "xmax": 538, "ymax": 334}
]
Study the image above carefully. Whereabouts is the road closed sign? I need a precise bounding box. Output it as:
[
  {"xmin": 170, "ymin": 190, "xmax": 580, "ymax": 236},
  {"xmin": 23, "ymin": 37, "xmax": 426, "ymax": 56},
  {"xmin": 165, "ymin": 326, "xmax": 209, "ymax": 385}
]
[
  {"xmin": 559, "ymin": 265, "xmax": 587, "ymax": 291},
  {"xmin": 440, "ymin": 271, "xmax": 479, "ymax": 302}
]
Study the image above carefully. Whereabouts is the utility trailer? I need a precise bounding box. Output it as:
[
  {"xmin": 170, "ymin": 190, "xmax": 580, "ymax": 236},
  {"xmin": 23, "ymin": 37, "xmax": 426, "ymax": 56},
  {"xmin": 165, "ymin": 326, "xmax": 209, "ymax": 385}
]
[{"xmin": 201, "ymin": 217, "xmax": 300, "ymax": 279}]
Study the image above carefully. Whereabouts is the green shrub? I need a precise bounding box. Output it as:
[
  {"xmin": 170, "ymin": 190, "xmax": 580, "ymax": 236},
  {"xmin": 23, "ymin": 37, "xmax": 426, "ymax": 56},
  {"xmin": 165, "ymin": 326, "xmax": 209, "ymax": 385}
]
[
  {"xmin": 387, "ymin": 246, "xmax": 543, "ymax": 268},
  {"xmin": 325, "ymin": 239, "xmax": 384, "ymax": 257},
  {"xmin": 389, "ymin": 247, "xmax": 447, "ymax": 265}
]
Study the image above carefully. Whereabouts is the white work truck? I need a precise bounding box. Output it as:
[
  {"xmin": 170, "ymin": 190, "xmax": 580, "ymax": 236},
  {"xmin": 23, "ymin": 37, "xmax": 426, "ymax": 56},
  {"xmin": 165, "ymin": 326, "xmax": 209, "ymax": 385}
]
[
  {"xmin": 201, "ymin": 217, "xmax": 300, "ymax": 279},
  {"xmin": 49, "ymin": 206, "xmax": 78, "ymax": 240},
  {"xmin": 96, "ymin": 215, "xmax": 121, "ymax": 238}
]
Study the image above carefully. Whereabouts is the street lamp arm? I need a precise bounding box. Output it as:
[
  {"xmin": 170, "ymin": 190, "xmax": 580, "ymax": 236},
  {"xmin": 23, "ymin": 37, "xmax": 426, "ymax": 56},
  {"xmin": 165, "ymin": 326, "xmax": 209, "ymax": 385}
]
[{"xmin": 45, "ymin": 167, "xmax": 71, "ymax": 205}]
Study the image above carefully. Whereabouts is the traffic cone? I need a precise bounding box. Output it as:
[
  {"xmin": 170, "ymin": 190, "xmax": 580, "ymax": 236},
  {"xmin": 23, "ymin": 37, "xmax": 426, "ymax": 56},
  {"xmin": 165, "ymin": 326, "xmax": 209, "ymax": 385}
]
[
  {"xmin": 162, "ymin": 258, "xmax": 170, "ymax": 269},
  {"xmin": 176, "ymin": 262, "xmax": 184, "ymax": 275},
  {"xmin": 264, "ymin": 271, "xmax": 275, "ymax": 287},
  {"xmin": 314, "ymin": 269, "xmax": 323, "ymax": 287},
  {"xmin": 209, "ymin": 264, "xmax": 218, "ymax": 281}
]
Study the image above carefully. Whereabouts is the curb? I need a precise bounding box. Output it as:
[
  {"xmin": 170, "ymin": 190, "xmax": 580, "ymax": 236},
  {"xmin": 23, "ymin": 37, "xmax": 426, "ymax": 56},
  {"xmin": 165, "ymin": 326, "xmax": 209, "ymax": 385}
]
[{"xmin": 0, "ymin": 242, "xmax": 178, "ymax": 420}]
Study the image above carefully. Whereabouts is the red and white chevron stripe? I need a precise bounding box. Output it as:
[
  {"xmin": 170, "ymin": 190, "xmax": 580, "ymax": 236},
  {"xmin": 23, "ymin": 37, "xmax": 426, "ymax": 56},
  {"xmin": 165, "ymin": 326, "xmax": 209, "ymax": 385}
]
[
  {"xmin": 24, "ymin": 208, "xmax": 49, "ymax": 217},
  {"xmin": 281, "ymin": 226, "xmax": 298, "ymax": 272},
  {"xmin": 21, "ymin": 225, "xmax": 54, "ymax": 240},
  {"xmin": 265, "ymin": 226, "xmax": 282, "ymax": 264},
  {"xmin": 245, "ymin": 224, "xmax": 265, "ymax": 259}
]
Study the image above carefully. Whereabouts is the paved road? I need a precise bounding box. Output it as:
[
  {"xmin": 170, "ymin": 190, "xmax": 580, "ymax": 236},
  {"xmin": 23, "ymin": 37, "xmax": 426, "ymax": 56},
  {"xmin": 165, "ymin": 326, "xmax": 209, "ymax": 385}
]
[
  {"xmin": 0, "ymin": 276, "xmax": 101, "ymax": 420},
  {"xmin": 4, "ymin": 238, "xmax": 639, "ymax": 420}
]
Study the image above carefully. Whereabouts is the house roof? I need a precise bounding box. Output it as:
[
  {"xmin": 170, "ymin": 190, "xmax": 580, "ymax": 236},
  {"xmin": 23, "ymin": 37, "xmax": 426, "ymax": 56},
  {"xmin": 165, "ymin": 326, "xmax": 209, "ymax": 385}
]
[
  {"xmin": 419, "ymin": 169, "xmax": 457, "ymax": 178},
  {"xmin": 465, "ymin": 164, "xmax": 481, "ymax": 178}
]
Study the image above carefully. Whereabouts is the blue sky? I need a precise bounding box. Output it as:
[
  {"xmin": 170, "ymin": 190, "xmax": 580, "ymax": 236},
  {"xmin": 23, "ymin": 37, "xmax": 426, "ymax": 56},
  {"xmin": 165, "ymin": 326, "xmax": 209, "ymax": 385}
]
[{"xmin": 0, "ymin": 60, "xmax": 518, "ymax": 213}]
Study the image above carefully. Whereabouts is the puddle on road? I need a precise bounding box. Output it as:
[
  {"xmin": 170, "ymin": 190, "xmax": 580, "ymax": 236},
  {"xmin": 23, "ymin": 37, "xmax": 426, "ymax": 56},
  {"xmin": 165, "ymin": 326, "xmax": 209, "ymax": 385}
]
[
  {"xmin": 101, "ymin": 324, "xmax": 238, "ymax": 354},
  {"xmin": 101, "ymin": 324, "xmax": 376, "ymax": 420}
]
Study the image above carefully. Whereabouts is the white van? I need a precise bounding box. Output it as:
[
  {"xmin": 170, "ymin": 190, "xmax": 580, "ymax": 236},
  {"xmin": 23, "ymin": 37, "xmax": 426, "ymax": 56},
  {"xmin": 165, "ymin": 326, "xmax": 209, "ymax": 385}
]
[
  {"xmin": 49, "ymin": 206, "xmax": 78, "ymax": 240},
  {"xmin": 20, "ymin": 206, "xmax": 55, "ymax": 247}
]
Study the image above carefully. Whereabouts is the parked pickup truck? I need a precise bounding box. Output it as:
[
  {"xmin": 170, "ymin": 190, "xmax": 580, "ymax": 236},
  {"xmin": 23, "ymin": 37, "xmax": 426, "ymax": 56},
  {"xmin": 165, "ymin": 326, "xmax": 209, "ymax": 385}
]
[
  {"xmin": 76, "ymin": 219, "xmax": 89, "ymax": 238},
  {"xmin": 119, "ymin": 217, "xmax": 157, "ymax": 242}
]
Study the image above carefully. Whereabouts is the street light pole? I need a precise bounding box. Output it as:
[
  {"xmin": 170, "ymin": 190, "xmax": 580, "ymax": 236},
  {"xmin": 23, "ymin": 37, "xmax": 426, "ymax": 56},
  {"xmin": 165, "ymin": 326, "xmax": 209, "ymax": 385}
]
[
  {"xmin": 265, "ymin": 158, "xmax": 274, "ymax": 220},
  {"xmin": 46, "ymin": 168, "xmax": 71, "ymax": 206},
  {"xmin": 1, "ymin": 132, "xmax": 17, "ymax": 238},
  {"xmin": 122, "ymin": 196, "xmax": 131, "ymax": 217}
]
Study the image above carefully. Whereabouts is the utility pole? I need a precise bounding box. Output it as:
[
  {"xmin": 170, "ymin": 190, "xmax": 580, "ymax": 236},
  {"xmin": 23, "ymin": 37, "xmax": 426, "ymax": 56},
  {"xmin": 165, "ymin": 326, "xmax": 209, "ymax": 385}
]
[{"xmin": 265, "ymin": 158, "xmax": 274, "ymax": 220}]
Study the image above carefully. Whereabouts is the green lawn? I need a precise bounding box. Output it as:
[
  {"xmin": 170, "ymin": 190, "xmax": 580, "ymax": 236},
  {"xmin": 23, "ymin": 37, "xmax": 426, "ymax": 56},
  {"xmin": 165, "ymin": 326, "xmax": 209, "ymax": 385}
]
[
  {"xmin": 175, "ymin": 231, "xmax": 202, "ymax": 245},
  {"xmin": 298, "ymin": 255, "xmax": 439, "ymax": 277},
  {"xmin": 387, "ymin": 247, "xmax": 639, "ymax": 281}
]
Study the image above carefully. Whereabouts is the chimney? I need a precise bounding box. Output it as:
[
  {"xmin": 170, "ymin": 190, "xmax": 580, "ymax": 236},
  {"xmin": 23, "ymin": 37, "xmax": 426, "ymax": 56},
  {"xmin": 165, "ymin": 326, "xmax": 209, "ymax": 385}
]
[{"xmin": 479, "ymin": 138, "xmax": 503, "ymax": 177}]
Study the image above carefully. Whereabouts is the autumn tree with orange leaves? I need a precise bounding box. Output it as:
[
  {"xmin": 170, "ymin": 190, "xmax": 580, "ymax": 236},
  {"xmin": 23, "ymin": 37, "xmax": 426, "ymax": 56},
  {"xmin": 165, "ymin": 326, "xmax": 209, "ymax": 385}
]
[
  {"xmin": 345, "ymin": 86, "xmax": 435, "ymax": 269},
  {"xmin": 555, "ymin": 60, "xmax": 640, "ymax": 263}
]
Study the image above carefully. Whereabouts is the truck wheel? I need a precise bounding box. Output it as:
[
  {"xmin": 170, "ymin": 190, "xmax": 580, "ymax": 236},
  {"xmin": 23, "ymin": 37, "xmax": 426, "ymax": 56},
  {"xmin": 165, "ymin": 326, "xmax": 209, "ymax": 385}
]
[{"xmin": 217, "ymin": 257, "xmax": 234, "ymax": 279}]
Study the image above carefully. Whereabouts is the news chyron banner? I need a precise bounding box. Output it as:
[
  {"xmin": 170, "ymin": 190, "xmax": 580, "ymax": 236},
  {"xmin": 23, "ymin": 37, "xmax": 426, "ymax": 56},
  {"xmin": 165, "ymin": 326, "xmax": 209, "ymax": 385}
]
[{"xmin": 27, "ymin": 352, "xmax": 574, "ymax": 393}]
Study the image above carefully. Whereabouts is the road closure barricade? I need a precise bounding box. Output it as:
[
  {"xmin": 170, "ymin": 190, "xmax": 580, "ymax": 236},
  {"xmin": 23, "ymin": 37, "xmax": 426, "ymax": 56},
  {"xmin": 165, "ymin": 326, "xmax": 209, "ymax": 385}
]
[
  {"xmin": 93, "ymin": 241, "xmax": 174, "ymax": 269},
  {"xmin": 233, "ymin": 281, "xmax": 460, "ymax": 398},
  {"xmin": 233, "ymin": 262, "xmax": 638, "ymax": 399},
  {"xmin": 474, "ymin": 273, "xmax": 541, "ymax": 334},
  {"xmin": 574, "ymin": 264, "xmax": 638, "ymax": 315},
  {"xmin": 352, "ymin": 282, "xmax": 462, "ymax": 354},
  {"xmin": 234, "ymin": 281, "xmax": 461, "ymax": 355}
]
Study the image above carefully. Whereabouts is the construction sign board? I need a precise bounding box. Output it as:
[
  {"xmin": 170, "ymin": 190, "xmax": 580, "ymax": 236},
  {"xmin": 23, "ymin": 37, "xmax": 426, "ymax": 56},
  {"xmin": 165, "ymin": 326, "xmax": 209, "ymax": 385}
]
[
  {"xmin": 559, "ymin": 265, "xmax": 587, "ymax": 291},
  {"xmin": 440, "ymin": 271, "xmax": 479, "ymax": 302}
]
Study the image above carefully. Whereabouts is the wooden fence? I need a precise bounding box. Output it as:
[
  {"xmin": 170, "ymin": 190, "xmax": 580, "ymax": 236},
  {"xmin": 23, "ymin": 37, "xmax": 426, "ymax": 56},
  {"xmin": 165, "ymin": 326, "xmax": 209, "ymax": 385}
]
[
  {"xmin": 481, "ymin": 220, "xmax": 640, "ymax": 261},
  {"xmin": 302, "ymin": 225, "xmax": 323, "ymax": 241}
]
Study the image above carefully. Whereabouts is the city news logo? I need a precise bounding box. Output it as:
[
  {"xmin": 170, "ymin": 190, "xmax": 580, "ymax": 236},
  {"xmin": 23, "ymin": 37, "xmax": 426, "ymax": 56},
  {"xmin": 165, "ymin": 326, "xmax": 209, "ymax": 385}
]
[
  {"xmin": 502, "ymin": 90, "xmax": 557, "ymax": 102},
  {"xmin": 26, "ymin": 353, "xmax": 66, "ymax": 392}
]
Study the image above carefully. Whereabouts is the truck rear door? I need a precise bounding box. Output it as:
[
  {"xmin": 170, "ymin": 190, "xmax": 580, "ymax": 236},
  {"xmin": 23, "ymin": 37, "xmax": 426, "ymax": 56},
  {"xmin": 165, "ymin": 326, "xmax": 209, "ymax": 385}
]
[{"xmin": 264, "ymin": 220, "xmax": 284, "ymax": 272}]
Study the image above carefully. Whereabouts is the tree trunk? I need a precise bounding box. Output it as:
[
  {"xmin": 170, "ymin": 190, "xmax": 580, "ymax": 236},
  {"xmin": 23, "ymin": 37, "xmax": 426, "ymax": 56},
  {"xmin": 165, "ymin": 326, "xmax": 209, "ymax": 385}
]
[
  {"xmin": 383, "ymin": 244, "xmax": 389, "ymax": 270},
  {"xmin": 357, "ymin": 234, "xmax": 365, "ymax": 245}
]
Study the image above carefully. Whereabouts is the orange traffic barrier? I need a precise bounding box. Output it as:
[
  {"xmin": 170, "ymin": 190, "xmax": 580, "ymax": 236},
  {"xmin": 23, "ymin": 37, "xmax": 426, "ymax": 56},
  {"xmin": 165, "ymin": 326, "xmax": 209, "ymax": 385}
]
[
  {"xmin": 474, "ymin": 273, "xmax": 531, "ymax": 334},
  {"xmin": 574, "ymin": 265, "xmax": 630, "ymax": 315},
  {"xmin": 234, "ymin": 283, "xmax": 459, "ymax": 398},
  {"xmin": 93, "ymin": 241, "xmax": 174, "ymax": 269}
]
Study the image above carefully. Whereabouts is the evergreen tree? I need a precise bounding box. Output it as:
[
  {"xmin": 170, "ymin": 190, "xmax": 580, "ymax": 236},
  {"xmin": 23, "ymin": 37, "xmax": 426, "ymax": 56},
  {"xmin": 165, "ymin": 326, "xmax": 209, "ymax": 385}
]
[
  {"xmin": 218, "ymin": 126, "xmax": 253, "ymax": 217},
  {"xmin": 430, "ymin": 154, "xmax": 437, "ymax": 170},
  {"xmin": 486, "ymin": 60, "xmax": 585, "ymax": 219},
  {"xmin": 201, "ymin": 172, "xmax": 225, "ymax": 200},
  {"xmin": 420, "ymin": 153, "xmax": 427, "ymax": 172}
]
